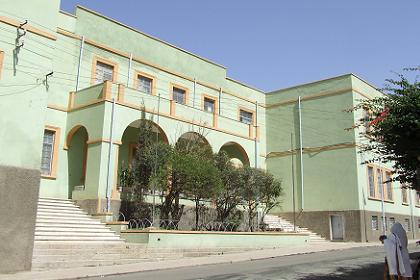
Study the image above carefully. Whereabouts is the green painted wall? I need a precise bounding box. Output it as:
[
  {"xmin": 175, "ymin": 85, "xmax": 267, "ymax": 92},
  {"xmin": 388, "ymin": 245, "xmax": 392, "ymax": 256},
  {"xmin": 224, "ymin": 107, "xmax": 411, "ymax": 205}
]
[{"xmin": 122, "ymin": 230, "xmax": 309, "ymax": 248}]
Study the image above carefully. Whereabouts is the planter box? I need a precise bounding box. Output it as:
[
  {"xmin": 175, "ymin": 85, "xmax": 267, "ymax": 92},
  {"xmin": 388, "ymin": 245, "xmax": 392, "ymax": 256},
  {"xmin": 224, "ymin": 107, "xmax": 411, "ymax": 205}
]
[{"xmin": 121, "ymin": 229, "xmax": 309, "ymax": 249}]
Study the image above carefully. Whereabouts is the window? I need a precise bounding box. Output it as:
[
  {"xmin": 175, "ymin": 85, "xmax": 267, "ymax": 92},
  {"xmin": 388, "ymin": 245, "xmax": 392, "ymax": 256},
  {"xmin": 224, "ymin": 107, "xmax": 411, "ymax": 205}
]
[
  {"xmin": 384, "ymin": 171, "xmax": 393, "ymax": 201},
  {"xmin": 416, "ymin": 192, "xmax": 420, "ymax": 206},
  {"xmin": 418, "ymin": 219, "xmax": 420, "ymax": 232},
  {"xmin": 239, "ymin": 109, "xmax": 253, "ymax": 125},
  {"xmin": 173, "ymin": 87, "xmax": 187, "ymax": 105},
  {"xmin": 367, "ymin": 166, "xmax": 393, "ymax": 201},
  {"xmin": 376, "ymin": 168, "xmax": 383, "ymax": 197},
  {"xmin": 402, "ymin": 187, "xmax": 408, "ymax": 204},
  {"xmin": 137, "ymin": 75, "xmax": 153, "ymax": 95},
  {"xmin": 203, "ymin": 97, "xmax": 215, "ymax": 113},
  {"xmin": 368, "ymin": 166, "xmax": 375, "ymax": 198},
  {"xmin": 404, "ymin": 218, "xmax": 411, "ymax": 232},
  {"xmin": 389, "ymin": 217, "xmax": 395, "ymax": 229},
  {"xmin": 95, "ymin": 60, "xmax": 114, "ymax": 84},
  {"xmin": 362, "ymin": 107, "xmax": 372, "ymax": 133},
  {"xmin": 371, "ymin": 216, "xmax": 379, "ymax": 230},
  {"xmin": 40, "ymin": 127, "xmax": 60, "ymax": 177}
]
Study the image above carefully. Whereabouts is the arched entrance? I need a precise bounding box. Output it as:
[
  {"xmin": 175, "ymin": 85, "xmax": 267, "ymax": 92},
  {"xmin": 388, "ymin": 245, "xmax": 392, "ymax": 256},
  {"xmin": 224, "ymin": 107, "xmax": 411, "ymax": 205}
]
[
  {"xmin": 67, "ymin": 125, "xmax": 89, "ymax": 198},
  {"xmin": 219, "ymin": 141, "xmax": 250, "ymax": 168},
  {"xmin": 118, "ymin": 119, "xmax": 168, "ymax": 172},
  {"xmin": 175, "ymin": 131, "xmax": 211, "ymax": 153}
]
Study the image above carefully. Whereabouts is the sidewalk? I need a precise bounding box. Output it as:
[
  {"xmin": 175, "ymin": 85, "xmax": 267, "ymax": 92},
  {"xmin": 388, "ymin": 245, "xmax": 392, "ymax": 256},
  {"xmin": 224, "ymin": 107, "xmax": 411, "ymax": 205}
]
[{"xmin": 0, "ymin": 242, "xmax": 382, "ymax": 280}]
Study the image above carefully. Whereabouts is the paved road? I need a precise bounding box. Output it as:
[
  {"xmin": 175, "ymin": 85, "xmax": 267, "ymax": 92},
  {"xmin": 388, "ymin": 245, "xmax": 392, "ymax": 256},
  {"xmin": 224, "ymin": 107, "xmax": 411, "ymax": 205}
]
[{"xmin": 85, "ymin": 245, "xmax": 420, "ymax": 280}]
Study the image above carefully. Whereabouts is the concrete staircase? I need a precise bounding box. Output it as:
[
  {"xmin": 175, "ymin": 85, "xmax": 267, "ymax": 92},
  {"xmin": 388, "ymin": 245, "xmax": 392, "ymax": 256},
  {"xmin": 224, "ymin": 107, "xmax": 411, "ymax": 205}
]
[
  {"xmin": 35, "ymin": 197, "xmax": 123, "ymax": 243},
  {"xmin": 32, "ymin": 198, "xmax": 250, "ymax": 270},
  {"xmin": 263, "ymin": 214, "xmax": 328, "ymax": 244}
]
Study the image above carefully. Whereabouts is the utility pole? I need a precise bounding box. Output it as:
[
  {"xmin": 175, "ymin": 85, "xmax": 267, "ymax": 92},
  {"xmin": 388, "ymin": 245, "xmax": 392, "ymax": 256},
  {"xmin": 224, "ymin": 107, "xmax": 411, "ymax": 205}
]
[{"xmin": 298, "ymin": 96, "xmax": 305, "ymax": 210}]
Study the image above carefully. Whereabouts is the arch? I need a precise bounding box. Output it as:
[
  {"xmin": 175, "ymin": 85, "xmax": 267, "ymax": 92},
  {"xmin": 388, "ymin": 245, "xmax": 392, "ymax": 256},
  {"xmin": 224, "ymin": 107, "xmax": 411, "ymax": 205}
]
[
  {"xmin": 67, "ymin": 126, "xmax": 89, "ymax": 198},
  {"xmin": 64, "ymin": 125, "xmax": 87, "ymax": 150},
  {"xmin": 118, "ymin": 119, "xmax": 169, "ymax": 171},
  {"xmin": 175, "ymin": 131, "xmax": 211, "ymax": 152},
  {"xmin": 219, "ymin": 141, "xmax": 250, "ymax": 167}
]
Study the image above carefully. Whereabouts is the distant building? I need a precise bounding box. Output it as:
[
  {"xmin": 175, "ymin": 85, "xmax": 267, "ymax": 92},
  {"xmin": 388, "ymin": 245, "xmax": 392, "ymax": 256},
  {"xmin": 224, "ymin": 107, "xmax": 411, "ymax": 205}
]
[{"xmin": 0, "ymin": 0, "xmax": 418, "ymax": 242}]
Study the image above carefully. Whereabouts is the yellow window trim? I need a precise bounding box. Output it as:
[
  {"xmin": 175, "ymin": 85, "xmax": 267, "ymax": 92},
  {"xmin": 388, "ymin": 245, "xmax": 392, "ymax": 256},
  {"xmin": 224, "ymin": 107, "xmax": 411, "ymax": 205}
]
[
  {"xmin": 41, "ymin": 125, "xmax": 61, "ymax": 179},
  {"xmin": 170, "ymin": 83, "xmax": 189, "ymax": 106},
  {"xmin": 133, "ymin": 70, "xmax": 156, "ymax": 96},
  {"xmin": 91, "ymin": 56, "xmax": 119, "ymax": 85}
]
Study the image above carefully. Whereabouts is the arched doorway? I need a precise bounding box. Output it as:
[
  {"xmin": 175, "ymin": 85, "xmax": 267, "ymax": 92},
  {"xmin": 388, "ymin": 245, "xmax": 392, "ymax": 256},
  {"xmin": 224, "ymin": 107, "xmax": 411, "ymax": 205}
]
[
  {"xmin": 118, "ymin": 119, "xmax": 168, "ymax": 172},
  {"xmin": 219, "ymin": 142, "xmax": 250, "ymax": 168},
  {"xmin": 67, "ymin": 125, "xmax": 89, "ymax": 198},
  {"xmin": 175, "ymin": 131, "xmax": 211, "ymax": 153}
]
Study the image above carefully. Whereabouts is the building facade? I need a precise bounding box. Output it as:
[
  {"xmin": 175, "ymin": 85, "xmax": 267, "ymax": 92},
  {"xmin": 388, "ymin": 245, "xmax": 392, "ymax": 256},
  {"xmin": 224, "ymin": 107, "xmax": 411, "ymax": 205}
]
[{"xmin": 0, "ymin": 1, "xmax": 418, "ymax": 242}]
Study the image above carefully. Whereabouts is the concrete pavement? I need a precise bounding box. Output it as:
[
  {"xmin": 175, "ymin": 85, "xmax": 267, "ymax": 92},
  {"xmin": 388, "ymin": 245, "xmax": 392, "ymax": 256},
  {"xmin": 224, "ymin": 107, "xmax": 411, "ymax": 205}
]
[{"xmin": 0, "ymin": 242, "xmax": 383, "ymax": 280}]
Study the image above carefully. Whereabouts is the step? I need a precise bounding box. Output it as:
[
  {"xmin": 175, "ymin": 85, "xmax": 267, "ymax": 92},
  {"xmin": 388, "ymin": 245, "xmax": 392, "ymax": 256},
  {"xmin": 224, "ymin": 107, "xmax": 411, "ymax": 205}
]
[
  {"xmin": 36, "ymin": 211, "xmax": 91, "ymax": 218},
  {"xmin": 36, "ymin": 219, "xmax": 102, "ymax": 225},
  {"xmin": 35, "ymin": 231, "xmax": 118, "ymax": 237},
  {"xmin": 37, "ymin": 202, "xmax": 81, "ymax": 209},
  {"xmin": 37, "ymin": 209, "xmax": 87, "ymax": 216},
  {"xmin": 38, "ymin": 198, "xmax": 73, "ymax": 204},
  {"xmin": 36, "ymin": 216, "xmax": 100, "ymax": 223},
  {"xmin": 36, "ymin": 223, "xmax": 107, "ymax": 229},
  {"xmin": 31, "ymin": 258, "xmax": 169, "ymax": 270},
  {"xmin": 35, "ymin": 227, "xmax": 113, "ymax": 233},
  {"xmin": 34, "ymin": 236, "xmax": 122, "ymax": 241}
]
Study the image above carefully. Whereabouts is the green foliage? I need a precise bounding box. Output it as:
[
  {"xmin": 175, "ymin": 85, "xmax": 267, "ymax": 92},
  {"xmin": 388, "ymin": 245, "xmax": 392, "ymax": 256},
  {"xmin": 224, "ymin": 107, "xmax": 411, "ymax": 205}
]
[
  {"xmin": 356, "ymin": 68, "xmax": 420, "ymax": 189},
  {"xmin": 214, "ymin": 151, "xmax": 244, "ymax": 223},
  {"xmin": 240, "ymin": 166, "xmax": 282, "ymax": 231}
]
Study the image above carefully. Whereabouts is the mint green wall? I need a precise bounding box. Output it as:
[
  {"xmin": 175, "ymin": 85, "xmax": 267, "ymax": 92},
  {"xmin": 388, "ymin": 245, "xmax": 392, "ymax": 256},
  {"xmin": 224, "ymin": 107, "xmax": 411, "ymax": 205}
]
[
  {"xmin": 68, "ymin": 126, "xmax": 88, "ymax": 197},
  {"xmin": 74, "ymin": 7, "xmax": 226, "ymax": 87},
  {"xmin": 266, "ymin": 75, "xmax": 360, "ymax": 213},
  {"xmin": 122, "ymin": 231, "xmax": 309, "ymax": 248}
]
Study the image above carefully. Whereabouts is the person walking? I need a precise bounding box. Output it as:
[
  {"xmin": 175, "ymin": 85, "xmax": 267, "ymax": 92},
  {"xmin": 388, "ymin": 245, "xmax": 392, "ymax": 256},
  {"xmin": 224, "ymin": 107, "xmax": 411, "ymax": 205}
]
[{"xmin": 381, "ymin": 222, "xmax": 413, "ymax": 280}]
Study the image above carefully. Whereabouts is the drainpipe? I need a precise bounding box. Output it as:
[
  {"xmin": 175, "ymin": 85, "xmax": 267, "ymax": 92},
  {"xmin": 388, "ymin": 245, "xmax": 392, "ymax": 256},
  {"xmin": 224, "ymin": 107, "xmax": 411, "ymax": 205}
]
[
  {"xmin": 127, "ymin": 53, "xmax": 133, "ymax": 87},
  {"xmin": 152, "ymin": 94, "xmax": 161, "ymax": 227},
  {"xmin": 291, "ymin": 133, "xmax": 296, "ymax": 232},
  {"xmin": 409, "ymin": 189, "xmax": 415, "ymax": 239},
  {"xmin": 298, "ymin": 96, "xmax": 305, "ymax": 210},
  {"xmin": 255, "ymin": 101, "xmax": 259, "ymax": 229},
  {"xmin": 106, "ymin": 98, "xmax": 116, "ymax": 213},
  {"xmin": 218, "ymin": 88, "xmax": 222, "ymax": 116},
  {"xmin": 193, "ymin": 78, "xmax": 196, "ymax": 108},
  {"xmin": 379, "ymin": 162, "xmax": 386, "ymax": 235},
  {"xmin": 75, "ymin": 36, "xmax": 85, "ymax": 92}
]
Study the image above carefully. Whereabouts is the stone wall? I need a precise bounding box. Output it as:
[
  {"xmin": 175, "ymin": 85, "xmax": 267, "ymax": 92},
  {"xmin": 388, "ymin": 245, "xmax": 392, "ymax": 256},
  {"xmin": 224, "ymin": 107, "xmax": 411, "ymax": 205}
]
[
  {"xmin": 279, "ymin": 210, "xmax": 420, "ymax": 242},
  {"xmin": 0, "ymin": 165, "xmax": 40, "ymax": 273}
]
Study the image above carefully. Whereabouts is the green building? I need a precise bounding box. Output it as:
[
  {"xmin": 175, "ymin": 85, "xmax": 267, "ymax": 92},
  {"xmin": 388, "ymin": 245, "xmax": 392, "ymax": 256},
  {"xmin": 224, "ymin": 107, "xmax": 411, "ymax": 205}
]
[{"xmin": 0, "ymin": 0, "xmax": 418, "ymax": 243}]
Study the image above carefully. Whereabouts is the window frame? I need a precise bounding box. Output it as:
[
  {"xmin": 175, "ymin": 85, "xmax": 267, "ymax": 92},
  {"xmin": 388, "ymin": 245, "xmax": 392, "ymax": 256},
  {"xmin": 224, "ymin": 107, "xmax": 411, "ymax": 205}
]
[
  {"xmin": 91, "ymin": 56, "xmax": 118, "ymax": 85},
  {"xmin": 366, "ymin": 165, "xmax": 394, "ymax": 203},
  {"xmin": 133, "ymin": 71, "xmax": 156, "ymax": 95},
  {"xmin": 371, "ymin": 215, "xmax": 379, "ymax": 231},
  {"xmin": 202, "ymin": 94, "xmax": 218, "ymax": 114},
  {"xmin": 170, "ymin": 83, "xmax": 189, "ymax": 105},
  {"xmin": 401, "ymin": 186, "xmax": 409, "ymax": 205},
  {"xmin": 238, "ymin": 107, "xmax": 255, "ymax": 125},
  {"xmin": 40, "ymin": 125, "xmax": 61, "ymax": 179}
]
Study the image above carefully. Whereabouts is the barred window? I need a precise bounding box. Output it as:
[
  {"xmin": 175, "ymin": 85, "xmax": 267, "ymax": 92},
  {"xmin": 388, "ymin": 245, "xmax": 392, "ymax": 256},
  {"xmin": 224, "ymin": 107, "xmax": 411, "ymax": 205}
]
[
  {"xmin": 41, "ymin": 130, "xmax": 55, "ymax": 175},
  {"xmin": 239, "ymin": 109, "xmax": 253, "ymax": 125},
  {"xmin": 371, "ymin": 216, "xmax": 379, "ymax": 230},
  {"xmin": 137, "ymin": 75, "xmax": 153, "ymax": 94},
  {"xmin": 95, "ymin": 61, "xmax": 114, "ymax": 84},
  {"xmin": 173, "ymin": 87, "xmax": 186, "ymax": 105}
]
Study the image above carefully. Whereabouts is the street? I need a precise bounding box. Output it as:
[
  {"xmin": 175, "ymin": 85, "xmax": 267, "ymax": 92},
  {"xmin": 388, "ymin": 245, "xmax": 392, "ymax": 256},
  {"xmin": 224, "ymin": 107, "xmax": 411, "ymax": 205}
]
[{"xmin": 83, "ymin": 245, "xmax": 420, "ymax": 280}]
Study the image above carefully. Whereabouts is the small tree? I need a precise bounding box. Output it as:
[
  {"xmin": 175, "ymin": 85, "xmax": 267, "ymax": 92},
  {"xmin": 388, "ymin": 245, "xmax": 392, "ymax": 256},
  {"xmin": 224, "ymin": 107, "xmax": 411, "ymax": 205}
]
[
  {"xmin": 183, "ymin": 152, "xmax": 222, "ymax": 230},
  {"xmin": 356, "ymin": 68, "xmax": 420, "ymax": 189},
  {"xmin": 214, "ymin": 151, "xmax": 244, "ymax": 223},
  {"xmin": 240, "ymin": 167, "xmax": 282, "ymax": 232}
]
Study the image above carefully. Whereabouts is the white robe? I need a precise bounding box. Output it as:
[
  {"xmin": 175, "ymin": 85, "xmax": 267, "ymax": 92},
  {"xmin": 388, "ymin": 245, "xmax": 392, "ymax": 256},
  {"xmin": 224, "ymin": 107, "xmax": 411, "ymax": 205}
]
[{"xmin": 384, "ymin": 224, "xmax": 412, "ymax": 277}]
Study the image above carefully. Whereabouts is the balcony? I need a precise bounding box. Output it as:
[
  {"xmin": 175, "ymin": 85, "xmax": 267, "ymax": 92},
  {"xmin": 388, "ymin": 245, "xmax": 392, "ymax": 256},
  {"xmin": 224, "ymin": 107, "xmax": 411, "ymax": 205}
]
[{"xmin": 68, "ymin": 81, "xmax": 256, "ymax": 140}]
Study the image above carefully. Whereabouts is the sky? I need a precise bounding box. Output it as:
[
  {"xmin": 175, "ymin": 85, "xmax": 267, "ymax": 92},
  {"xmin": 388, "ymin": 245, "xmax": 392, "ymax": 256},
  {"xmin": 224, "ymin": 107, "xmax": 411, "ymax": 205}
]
[{"xmin": 60, "ymin": 1, "xmax": 420, "ymax": 92}]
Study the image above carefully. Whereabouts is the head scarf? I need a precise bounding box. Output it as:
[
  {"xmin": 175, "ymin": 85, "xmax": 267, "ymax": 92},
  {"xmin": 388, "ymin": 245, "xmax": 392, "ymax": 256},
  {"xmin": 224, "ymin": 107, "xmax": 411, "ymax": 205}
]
[{"xmin": 390, "ymin": 222, "xmax": 408, "ymax": 248}]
